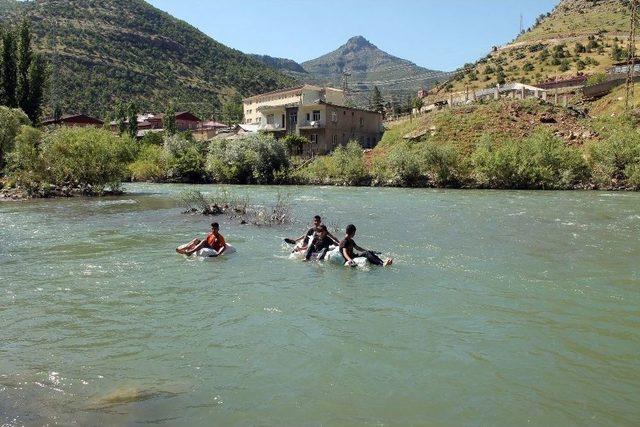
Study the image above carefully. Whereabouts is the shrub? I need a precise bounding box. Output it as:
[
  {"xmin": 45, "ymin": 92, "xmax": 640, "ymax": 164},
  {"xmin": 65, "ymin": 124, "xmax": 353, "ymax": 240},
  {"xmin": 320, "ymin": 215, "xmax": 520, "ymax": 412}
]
[
  {"xmin": 5, "ymin": 126, "xmax": 44, "ymax": 191},
  {"xmin": 41, "ymin": 127, "xmax": 136, "ymax": 192},
  {"xmin": 140, "ymin": 131, "xmax": 164, "ymax": 146},
  {"xmin": 0, "ymin": 107, "xmax": 31, "ymax": 171},
  {"xmin": 371, "ymin": 141, "xmax": 423, "ymax": 186},
  {"xmin": 164, "ymin": 133, "xmax": 207, "ymax": 182},
  {"xmin": 129, "ymin": 144, "xmax": 170, "ymax": 182},
  {"xmin": 587, "ymin": 118, "xmax": 640, "ymax": 188},
  {"xmin": 421, "ymin": 142, "xmax": 466, "ymax": 186},
  {"xmin": 206, "ymin": 133, "xmax": 289, "ymax": 184},
  {"xmin": 301, "ymin": 141, "xmax": 367, "ymax": 185},
  {"xmin": 472, "ymin": 131, "xmax": 589, "ymax": 189}
]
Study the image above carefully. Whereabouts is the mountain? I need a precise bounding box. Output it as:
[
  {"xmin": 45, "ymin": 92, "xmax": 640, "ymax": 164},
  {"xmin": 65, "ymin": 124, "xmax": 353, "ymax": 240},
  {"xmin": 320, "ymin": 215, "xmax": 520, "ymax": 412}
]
[
  {"xmin": 249, "ymin": 54, "xmax": 307, "ymax": 75},
  {"xmin": 301, "ymin": 36, "xmax": 445, "ymax": 106},
  {"xmin": 0, "ymin": 0, "xmax": 297, "ymax": 119},
  {"xmin": 435, "ymin": 0, "xmax": 632, "ymax": 95}
]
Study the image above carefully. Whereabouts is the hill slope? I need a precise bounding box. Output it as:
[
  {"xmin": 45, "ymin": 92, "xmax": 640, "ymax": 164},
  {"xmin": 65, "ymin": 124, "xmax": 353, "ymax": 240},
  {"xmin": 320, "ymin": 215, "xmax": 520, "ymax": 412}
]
[
  {"xmin": 435, "ymin": 0, "xmax": 634, "ymax": 95},
  {"xmin": 302, "ymin": 36, "xmax": 445, "ymax": 106},
  {"xmin": 0, "ymin": 0, "xmax": 297, "ymax": 119}
]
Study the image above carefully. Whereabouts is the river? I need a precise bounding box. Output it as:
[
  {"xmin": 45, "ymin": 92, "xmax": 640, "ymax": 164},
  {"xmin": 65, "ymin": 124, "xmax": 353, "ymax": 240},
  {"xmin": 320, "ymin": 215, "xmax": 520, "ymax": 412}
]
[{"xmin": 1, "ymin": 184, "xmax": 639, "ymax": 426}]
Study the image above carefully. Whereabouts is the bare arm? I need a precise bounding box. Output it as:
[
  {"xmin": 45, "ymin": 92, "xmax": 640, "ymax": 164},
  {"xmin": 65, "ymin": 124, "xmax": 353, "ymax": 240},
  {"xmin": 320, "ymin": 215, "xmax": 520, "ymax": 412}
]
[
  {"xmin": 186, "ymin": 239, "xmax": 207, "ymax": 255},
  {"xmin": 327, "ymin": 231, "xmax": 340, "ymax": 245},
  {"xmin": 342, "ymin": 247, "xmax": 354, "ymax": 264},
  {"xmin": 217, "ymin": 244, "xmax": 227, "ymax": 256}
]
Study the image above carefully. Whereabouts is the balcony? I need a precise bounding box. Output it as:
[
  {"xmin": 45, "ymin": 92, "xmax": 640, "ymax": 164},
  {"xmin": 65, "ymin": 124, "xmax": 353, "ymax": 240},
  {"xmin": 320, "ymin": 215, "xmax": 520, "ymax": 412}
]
[
  {"xmin": 259, "ymin": 123, "xmax": 285, "ymax": 132},
  {"xmin": 297, "ymin": 120, "xmax": 324, "ymax": 130}
]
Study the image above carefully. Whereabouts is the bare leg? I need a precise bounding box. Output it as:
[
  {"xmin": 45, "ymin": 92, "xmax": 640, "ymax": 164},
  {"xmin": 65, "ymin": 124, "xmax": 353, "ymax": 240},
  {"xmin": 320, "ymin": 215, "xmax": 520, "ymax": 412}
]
[{"xmin": 176, "ymin": 238, "xmax": 201, "ymax": 254}]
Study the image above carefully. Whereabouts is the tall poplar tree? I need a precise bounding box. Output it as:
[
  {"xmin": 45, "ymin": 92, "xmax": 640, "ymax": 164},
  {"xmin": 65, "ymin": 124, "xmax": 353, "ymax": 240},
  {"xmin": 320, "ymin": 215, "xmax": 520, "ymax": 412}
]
[{"xmin": 1, "ymin": 30, "xmax": 17, "ymax": 107}]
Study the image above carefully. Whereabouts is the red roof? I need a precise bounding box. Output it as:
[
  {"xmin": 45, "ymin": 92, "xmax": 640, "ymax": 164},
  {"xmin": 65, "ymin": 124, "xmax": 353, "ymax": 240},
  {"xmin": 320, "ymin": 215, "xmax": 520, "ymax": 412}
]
[{"xmin": 41, "ymin": 114, "xmax": 104, "ymax": 126}]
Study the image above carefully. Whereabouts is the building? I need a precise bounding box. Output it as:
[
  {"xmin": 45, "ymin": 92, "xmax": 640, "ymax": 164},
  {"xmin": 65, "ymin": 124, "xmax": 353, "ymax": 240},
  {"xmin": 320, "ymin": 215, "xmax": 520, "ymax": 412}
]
[
  {"xmin": 243, "ymin": 85, "xmax": 383, "ymax": 156},
  {"xmin": 192, "ymin": 120, "xmax": 229, "ymax": 141},
  {"xmin": 109, "ymin": 111, "xmax": 202, "ymax": 136},
  {"xmin": 41, "ymin": 114, "xmax": 104, "ymax": 128}
]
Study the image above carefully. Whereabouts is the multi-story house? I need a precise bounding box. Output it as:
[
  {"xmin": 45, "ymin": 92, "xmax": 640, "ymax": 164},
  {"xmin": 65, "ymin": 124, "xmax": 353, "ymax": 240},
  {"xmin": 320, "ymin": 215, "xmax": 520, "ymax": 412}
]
[{"xmin": 243, "ymin": 85, "xmax": 383, "ymax": 156}]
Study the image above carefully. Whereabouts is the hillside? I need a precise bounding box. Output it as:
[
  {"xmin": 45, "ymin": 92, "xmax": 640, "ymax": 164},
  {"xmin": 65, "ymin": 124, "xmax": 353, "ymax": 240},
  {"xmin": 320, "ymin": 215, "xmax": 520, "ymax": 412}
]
[
  {"xmin": 0, "ymin": 0, "xmax": 296, "ymax": 119},
  {"xmin": 434, "ymin": 0, "xmax": 634, "ymax": 96},
  {"xmin": 302, "ymin": 36, "xmax": 445, "ymax": 107}
]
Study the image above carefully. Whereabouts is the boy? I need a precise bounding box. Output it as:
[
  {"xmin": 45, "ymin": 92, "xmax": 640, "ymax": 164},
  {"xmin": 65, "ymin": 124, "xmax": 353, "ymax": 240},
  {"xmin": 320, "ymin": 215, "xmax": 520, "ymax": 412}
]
[
  {"xmin": 304, "ymin": 225, "xmax": 334, "ymax": 261},
  {"xmin": 176, "ymin": 222, "xmax": 227, "ymax": 257},
  {"xmin": 339, "ymin": 224, "xmax": 392, "ymax": 267}
]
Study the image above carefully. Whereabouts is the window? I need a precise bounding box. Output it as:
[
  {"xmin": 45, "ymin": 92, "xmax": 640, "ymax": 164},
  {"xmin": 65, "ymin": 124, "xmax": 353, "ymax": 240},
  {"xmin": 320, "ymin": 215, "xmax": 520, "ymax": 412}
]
[
  {"xmin": 352, "ymin": 111, "xmax": 354, "ymax": 116},
  {"xmin": 310, "ymin": 134, "xmax": 318, "ymax": 144},
  {"xmin": 332, "ymin": 135, "xmax": 338, "ymax": 146},
  {"xmin": 247, "ymin": 118, "xmax": 252, "ymax": 123},
  {"xmin": 257, "ymin": 117, "xmax": 262, "ymax": 123},
  {"xmin": 331, "ymin": 112, "xmax": 337, "ymax": 122},
  {"xmin": 313, "ymin": 110, "xmax": 321, "ymax": 121},
  {"xmin": 360, "ymin": 117, "xmax": 364, "ymax": 127},
  {"xmin": 306, "ymin": 113, "xmax": 310, "ymax": 121},
  {"xmin": 343, "ymin": 111, "xmax": 346, "ymax": 115},
  {"xmin": 289, "ymin": 112, "xmax": 297, "ymax": 126},
  {"xmin": 266, "ymin": 114, "xmax": 274, "ymax": 125}
]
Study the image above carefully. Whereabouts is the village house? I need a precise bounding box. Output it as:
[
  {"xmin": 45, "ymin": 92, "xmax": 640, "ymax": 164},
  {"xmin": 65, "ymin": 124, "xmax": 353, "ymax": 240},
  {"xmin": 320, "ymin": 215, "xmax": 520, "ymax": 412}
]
[
  {"xmin": 192, "ymin": 120, "xmax": 228, "ymax": 141},
  {"xmin": 109, "ymin": 111, "xmax": 202, "ymax": 137},
  {"xmin": 243, "ymin": 84, "xmax": 383, "ymax": 156},
  {"xmin": 41, "ymin": 114, "xmax": 104, "ymax": 128}
]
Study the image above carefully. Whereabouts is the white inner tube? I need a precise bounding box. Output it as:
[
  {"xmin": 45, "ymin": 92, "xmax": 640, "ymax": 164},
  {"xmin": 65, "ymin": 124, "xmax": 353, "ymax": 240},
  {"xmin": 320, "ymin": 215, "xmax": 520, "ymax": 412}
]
[{"xmin": 197, "ymin": 244, "xmax": 236, "ymax": 258}]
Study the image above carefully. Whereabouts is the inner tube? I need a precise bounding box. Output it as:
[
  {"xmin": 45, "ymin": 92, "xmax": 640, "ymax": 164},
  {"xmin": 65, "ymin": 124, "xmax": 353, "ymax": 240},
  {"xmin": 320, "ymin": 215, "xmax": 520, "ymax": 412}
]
[{"xmin": 197, "ymin": 244, "xmax": 236, "ymax": 258}]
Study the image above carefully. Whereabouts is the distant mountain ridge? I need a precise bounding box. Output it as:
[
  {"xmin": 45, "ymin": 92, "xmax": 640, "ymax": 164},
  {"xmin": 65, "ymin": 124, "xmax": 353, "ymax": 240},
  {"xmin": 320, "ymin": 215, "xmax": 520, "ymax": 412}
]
[
  {"xmin": 302, "ymin": 36, "xmax": 445, "ymax": 106},
  {"xmin": 0, "ymin": 0, "xmax": 296, "ymax": 118},
  {"xmin": 251, "ymin": 36, "xmax": 445, "ymax": 106}
]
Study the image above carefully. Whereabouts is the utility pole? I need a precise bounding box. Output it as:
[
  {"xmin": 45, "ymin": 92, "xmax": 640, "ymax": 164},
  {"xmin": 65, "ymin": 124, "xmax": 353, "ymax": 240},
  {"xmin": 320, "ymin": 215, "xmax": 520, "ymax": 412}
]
[
  {"xmin": 520, "ymin": 14, "xmax": 524, "ymax": 34},
  {"xmin": 626, "ymin": 0, "xmax": 638, "ymax": 110}
]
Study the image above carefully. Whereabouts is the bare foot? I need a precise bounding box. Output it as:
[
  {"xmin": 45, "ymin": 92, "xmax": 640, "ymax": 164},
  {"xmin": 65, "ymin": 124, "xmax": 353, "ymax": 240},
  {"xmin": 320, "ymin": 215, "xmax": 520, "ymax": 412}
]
[{"xmin": 383, "ymin": 259, "xmax": 393, "ymax": 267}]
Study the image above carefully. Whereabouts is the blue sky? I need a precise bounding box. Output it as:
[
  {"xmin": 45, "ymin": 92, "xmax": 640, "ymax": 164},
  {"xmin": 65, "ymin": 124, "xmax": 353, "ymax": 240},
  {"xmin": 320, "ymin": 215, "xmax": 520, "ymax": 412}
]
[{"xmin": 147, "ymin": 0, "xmax": 559, "ymax": 71}]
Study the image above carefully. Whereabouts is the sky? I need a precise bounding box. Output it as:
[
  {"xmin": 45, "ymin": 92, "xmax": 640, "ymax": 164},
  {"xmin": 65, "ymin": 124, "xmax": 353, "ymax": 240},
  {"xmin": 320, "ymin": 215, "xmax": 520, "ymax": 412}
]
[{"xmin": 147, "ymin": 0, "xmax": 559, "ymax": 72}]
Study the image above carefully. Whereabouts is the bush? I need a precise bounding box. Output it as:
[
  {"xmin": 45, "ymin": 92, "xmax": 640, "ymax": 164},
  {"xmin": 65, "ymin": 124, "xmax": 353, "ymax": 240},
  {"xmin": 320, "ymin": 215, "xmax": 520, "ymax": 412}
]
[
  {"xmin": 5, "ymin": 126, "xmax": 44, "ymax": 191},
  {"xmin": 472, "ymin": 131, "xmax": 589, "ymax": 189},
  {"xmin": 140, "ymin": 131, "xmax": 164, "ymax": 146},
  {"xmin": 300, "ymin": 141, "xmax": 368, "ymax": 186},
  {"xmin": 206, "ymin": 133, "xmax": 289, "ymax": 184},
  {"xmin": 41, "ymin": 127, "xmax": 136, "ymax": 192},
  {"xmin": 371, "ymin": 142, "xmax": 423, "ymax": 186},
  {"xmin": 421, "ymin": 142, "xmax": 466, "ymax": 186},
  {"xmin": 587, "ymin": 118, "xmax": 640, "ymax": 189},
  {"xmin": 0, "ymin": 107, "xmax": 31, "ymax": 171},
  {"xmin": 164, "ymin": 133, "xmax": 207, "ymax": 182},
  {"xmin": 129, "ymin": 143, "xmax": 170, "ymax": 182}
]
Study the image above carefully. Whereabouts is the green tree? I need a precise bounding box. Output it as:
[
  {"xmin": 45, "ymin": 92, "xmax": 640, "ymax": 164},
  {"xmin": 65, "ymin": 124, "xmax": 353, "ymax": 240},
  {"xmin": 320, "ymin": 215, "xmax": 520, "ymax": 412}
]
[
  {"xmin": 222, "ymin": 93, "xmax": 243, "ymax": 125},
  {"xmin": 164, "ymin": 103, "xmax": 177, "ymax": 135},
  {"xmin": 369, "ymin": 86, "xmax": 384, "ymax": 113},
  {"xmin": 24, "ymin": 54, "xmax": 47, "ymax": 123},
  {"xmin": 127, "ymin": 102, "xmax": 138, "ymax": 139},
  {"xmin": 0, "ymin": 106, "xmax": 30, "ymax": 171},
  {"xmin": 16, "ymin": 20, "xmax": 31, "ymax": 113},
  {"xmin": 115, "ymin": 103, "xmax": 127, "ymax": 135},
  {"xmin": 412, "ymin": 97, "xmax": 424, "ymax": 113},
  {"xmin": 1, "ymin": 30, "xmax": 17, "ymax": 107}
]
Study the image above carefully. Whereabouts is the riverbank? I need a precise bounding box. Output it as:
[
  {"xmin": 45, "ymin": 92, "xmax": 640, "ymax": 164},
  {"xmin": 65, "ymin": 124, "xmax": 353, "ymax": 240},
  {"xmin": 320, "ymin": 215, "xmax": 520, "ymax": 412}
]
[{"xmin": 1, "ymin": 100, "xmax": 639, "ymax": 199}]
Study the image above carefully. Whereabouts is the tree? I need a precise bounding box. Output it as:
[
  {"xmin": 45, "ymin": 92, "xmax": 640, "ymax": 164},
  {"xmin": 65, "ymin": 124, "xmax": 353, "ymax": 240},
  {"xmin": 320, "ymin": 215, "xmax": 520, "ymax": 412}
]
[
  {"xmin": 127, "ymin": 102, "xmax": 138, "ymax": 139},
  {"xmin": 112, "ymin": 103, "xmax": 127, "ymax": 135},
  {"xmin": 24, "ymin": 54, "xmax": 47, "ymax": 123},
  {"xmin": 16, "ymin": 20, "xmax": 32, "ymax": 113},
  {"xmin": 412, "ymin": 97, "xmax": 424, "ymax": 113},
  {"xmin": 1, "ymin": 30, "xmax": 17, "ymax": 107},
  {"xmin": 222, "ymin": 93, "xmax": 243, "ymax": 125},
  {"xmin": 164, "ymin": 103, "xmax": 177, "ymax": 135},
  {"xmin": 369, "ymin": 86, "xmax": 384, "ymax": 113}
]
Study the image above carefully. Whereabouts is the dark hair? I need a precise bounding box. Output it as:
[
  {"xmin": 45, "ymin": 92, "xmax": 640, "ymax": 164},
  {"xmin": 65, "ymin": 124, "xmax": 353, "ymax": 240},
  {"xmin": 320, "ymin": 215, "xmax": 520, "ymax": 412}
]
[
  {"xmin": 211, "ymin": 222, "xmax": 219, "ymax": 229},
  {"xmin": 346, "ymin": 224, "xmax": 356, "ymax": 235},
  {"xmin": 314, "ymin": 215, "xmax": 321, "ymax": 222},
  {"xmin": 319, "ymin": 224, "xmax": 327, "ymax": 232}
]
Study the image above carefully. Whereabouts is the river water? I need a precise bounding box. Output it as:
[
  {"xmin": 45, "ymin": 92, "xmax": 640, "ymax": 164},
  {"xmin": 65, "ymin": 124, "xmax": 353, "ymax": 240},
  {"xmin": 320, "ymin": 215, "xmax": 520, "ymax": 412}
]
[{"xmin": 1, "ymin": 184, "xmax": 639, "ymax": 426}]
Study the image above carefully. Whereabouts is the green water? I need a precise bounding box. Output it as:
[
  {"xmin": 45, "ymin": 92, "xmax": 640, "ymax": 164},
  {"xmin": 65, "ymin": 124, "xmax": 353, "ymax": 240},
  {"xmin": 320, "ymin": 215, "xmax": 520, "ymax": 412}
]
[{"xmin": 1, "ymin": 184, "xmax": 639, "ymax": 426}]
